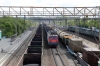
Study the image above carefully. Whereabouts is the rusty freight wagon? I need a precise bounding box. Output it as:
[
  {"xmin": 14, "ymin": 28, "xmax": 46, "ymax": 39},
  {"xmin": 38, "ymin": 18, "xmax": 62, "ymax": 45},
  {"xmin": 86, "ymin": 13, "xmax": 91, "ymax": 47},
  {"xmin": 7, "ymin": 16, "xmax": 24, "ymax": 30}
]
[{"xmin": 82, "ymin": 48, "xmax": 100, "ymax": 66}]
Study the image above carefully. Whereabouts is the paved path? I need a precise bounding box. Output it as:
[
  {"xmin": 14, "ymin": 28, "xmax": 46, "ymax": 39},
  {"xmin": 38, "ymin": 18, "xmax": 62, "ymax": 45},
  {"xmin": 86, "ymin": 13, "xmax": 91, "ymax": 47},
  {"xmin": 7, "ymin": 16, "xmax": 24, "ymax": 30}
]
[{"xmin": 0, "ymin": 30, "xmax": 32, "ymax": 66}]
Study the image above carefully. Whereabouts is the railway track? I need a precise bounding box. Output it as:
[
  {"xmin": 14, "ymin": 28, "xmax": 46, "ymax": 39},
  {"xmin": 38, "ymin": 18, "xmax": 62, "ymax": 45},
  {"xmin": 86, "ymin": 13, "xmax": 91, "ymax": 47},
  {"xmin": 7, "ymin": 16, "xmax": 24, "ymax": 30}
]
[
  {"xmin": 42, "ymin": 25, "xmax": 55, "ymax": 66},
  {"xmin": 58, "ymin": 42, "xmax": 81, "ymax": 66},
  {"xmin": 43, "ymin": 24, "xmax": 66, "ymax": 66},
  {"xmin": 43, "ymin": 26, "xmax": 79, "ymax": 66},
  {"xmin": 51, "ymin": 48, "xmax": 66, "ymax": 66},
  {"xmin": 4, "ymin": 27, "xmax": 37, "ymax": 66}
]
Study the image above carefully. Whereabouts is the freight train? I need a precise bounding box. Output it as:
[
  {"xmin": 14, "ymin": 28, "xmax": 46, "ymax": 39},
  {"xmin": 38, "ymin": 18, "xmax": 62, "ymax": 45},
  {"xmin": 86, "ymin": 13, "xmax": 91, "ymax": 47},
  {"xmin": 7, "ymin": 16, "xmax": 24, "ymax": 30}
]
[
  {"xmin": 54, "ymin": 28, "xmax": 82, "ymax": 52},
  {"xmin": 23, "ymin": 24, "xmax": 42, "ymax": 66},
  {"xmin": 44, "ymin": 24, "xmax": 58, "ymax": 48},
  {"xmin": 54, "ymin": 27, "xmax": 100, "ymax": 66},
  {"xmin": 67, "ymin": 26, "xmax": 98, "ymax": 38},
  {"xmin": 54, "ymin": 28, "xmax": 90, "ymax": 65}
]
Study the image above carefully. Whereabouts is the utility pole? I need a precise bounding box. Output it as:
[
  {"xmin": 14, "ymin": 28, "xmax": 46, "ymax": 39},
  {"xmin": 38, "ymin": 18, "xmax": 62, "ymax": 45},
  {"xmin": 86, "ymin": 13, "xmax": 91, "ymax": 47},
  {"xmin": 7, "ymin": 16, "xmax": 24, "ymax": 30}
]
[
  {"xmin": 98, "ymin": 10, "xmax": 100, "ymax": 49},
  {"xmin": 65, "ymin": 19, "xmax": 68, "ymax": 30},
  {"xmin": 16, "ymin": 15, "xmax": 17, "ymax": 35},
  {"xmin": 24, "ymin": 15, "xmax": 26, "ymax": 32},
  {"xmin": 97, "ymin": 6, "xmax": 100, "ymax": 66},
  {"xmin": 53, "ymin": 20, "xmax": 55, "ymax": 27},
  {"xmin": 75, "ymin": 18, "xmax": 79, "ymax": 38}
]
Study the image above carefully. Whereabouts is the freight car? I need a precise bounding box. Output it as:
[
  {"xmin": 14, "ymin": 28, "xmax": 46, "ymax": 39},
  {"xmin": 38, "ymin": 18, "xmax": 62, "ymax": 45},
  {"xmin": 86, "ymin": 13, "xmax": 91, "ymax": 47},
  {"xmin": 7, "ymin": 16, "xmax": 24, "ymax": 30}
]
[
  {"xmin": 54, "ymin": 28, "xmax": 69, "ymax": 45},
  {"xmin": 68, "ymin": 26, "xmax": 98, "ymax": 38},
  {"xmin": 23, "ymin": 24, "xmax": 42, "ymax": 66},
  {"xmin": 54, "ymin": 28, "xmax": 90, "ymax": 66},
  {"xmin": 82, "ymin": 48, "xmax": 100, "ymax": 66},
  {"xmin": 54, "ymin": 28, "xmax": 82, "ymax": 52}
]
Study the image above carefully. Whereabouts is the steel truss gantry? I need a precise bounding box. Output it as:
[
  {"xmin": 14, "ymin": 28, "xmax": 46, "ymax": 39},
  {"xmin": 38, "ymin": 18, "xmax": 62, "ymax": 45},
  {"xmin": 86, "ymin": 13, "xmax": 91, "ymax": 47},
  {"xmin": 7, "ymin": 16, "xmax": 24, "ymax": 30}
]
[{"xmin": 0, "ymin": 6, "xmax": 100, "ymax": 17}]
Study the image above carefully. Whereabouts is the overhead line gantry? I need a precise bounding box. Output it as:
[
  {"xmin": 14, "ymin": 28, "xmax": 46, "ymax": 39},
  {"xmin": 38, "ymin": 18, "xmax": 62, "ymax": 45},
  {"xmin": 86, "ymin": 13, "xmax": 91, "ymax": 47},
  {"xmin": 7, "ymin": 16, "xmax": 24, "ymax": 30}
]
[{"xmin": 0, "ymin": 6, "xmax": 99, "ymax": 17}]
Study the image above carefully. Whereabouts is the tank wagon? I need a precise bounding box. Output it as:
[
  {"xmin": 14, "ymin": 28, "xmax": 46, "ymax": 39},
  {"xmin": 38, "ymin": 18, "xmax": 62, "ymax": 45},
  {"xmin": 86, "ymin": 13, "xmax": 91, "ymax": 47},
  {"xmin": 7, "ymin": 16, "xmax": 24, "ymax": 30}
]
[
  {"xmin": 54, "ymin": 28, "xmax": 82, "ymax": 52},
  {"xmin": 55, "ymin": 27, "xmax": 100, "ymax": 66}
]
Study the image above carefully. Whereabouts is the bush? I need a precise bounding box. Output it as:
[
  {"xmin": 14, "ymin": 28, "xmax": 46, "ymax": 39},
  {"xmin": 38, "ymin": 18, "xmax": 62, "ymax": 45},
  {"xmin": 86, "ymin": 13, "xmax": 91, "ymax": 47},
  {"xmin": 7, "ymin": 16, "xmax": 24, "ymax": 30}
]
[{"xmin": 0, "ymin": 16, "xmax": 34, "ymax": 38}]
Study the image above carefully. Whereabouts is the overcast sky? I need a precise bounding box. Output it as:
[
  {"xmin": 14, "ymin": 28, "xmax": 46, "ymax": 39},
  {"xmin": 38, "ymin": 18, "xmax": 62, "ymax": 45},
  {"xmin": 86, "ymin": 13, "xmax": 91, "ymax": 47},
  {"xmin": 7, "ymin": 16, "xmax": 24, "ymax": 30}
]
[{"xmin": 0, "ymin": 0, "xmax": 100, "ymax": 7}]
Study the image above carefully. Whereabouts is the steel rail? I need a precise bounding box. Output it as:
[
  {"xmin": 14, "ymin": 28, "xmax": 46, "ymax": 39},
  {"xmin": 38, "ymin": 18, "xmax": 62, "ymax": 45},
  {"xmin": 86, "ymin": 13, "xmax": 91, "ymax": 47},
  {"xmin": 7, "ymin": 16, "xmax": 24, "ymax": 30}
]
[
  {"xmin": 5, "ymin": 28, "xmax": 37, "ymax": 66},
  {"xmin": 51, "ymin": 49, "xmax": 58, "ymax": 66},
  {"xmin": 56, "ymin": 48, "xmax": 66, "ymax": 66},
  {"xmin": 51, "ymin": 48, "xmax": 66, "ymax": 66}
]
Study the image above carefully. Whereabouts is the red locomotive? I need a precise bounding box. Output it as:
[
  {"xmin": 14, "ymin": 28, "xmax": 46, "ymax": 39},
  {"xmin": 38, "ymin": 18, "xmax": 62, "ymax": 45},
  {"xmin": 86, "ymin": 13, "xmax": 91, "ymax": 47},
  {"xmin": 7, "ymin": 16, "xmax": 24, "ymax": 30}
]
[{"xmin": 47, "ymin": 30, "xmax": 58, "ymax": 48}]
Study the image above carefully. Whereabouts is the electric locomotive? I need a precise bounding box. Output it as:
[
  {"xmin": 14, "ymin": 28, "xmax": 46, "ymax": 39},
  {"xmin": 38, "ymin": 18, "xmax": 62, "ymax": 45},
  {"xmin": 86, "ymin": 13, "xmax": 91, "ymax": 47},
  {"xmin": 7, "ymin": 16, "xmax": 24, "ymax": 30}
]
[{"xmin": 47, "ymin": 30, "xmax": 58, "ymax": 48}]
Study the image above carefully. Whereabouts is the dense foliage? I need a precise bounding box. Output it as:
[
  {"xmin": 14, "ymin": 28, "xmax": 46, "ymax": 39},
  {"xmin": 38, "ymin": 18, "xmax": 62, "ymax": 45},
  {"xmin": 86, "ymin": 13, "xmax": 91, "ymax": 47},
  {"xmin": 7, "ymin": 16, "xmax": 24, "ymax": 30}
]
[
  {"xmin": 68, "ymin": 18, "xmax": 99, "ymax": 28},
  {"xmin": 56, "ymin": 18, "xmax": 99, "ymax": 28},
  {"xmin": 0, "ymin": 16, "xmax": 34, "ymax": 38}
]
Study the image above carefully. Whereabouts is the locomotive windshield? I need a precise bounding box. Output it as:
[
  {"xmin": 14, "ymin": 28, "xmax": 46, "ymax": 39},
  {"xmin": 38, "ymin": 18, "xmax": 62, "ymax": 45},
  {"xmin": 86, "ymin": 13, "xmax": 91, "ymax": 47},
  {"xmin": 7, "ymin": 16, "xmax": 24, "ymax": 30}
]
[{"xmin": 49, "ymin": 36, "xmax": 58, "ymax": 39}]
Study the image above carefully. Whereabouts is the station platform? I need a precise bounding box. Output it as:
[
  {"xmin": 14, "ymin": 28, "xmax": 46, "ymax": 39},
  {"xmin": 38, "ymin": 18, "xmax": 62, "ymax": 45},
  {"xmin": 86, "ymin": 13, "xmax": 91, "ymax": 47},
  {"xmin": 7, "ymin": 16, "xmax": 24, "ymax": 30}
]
[{"xmin": 0, "ymin": 30, "xmax": 33, "ymax": 66}]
